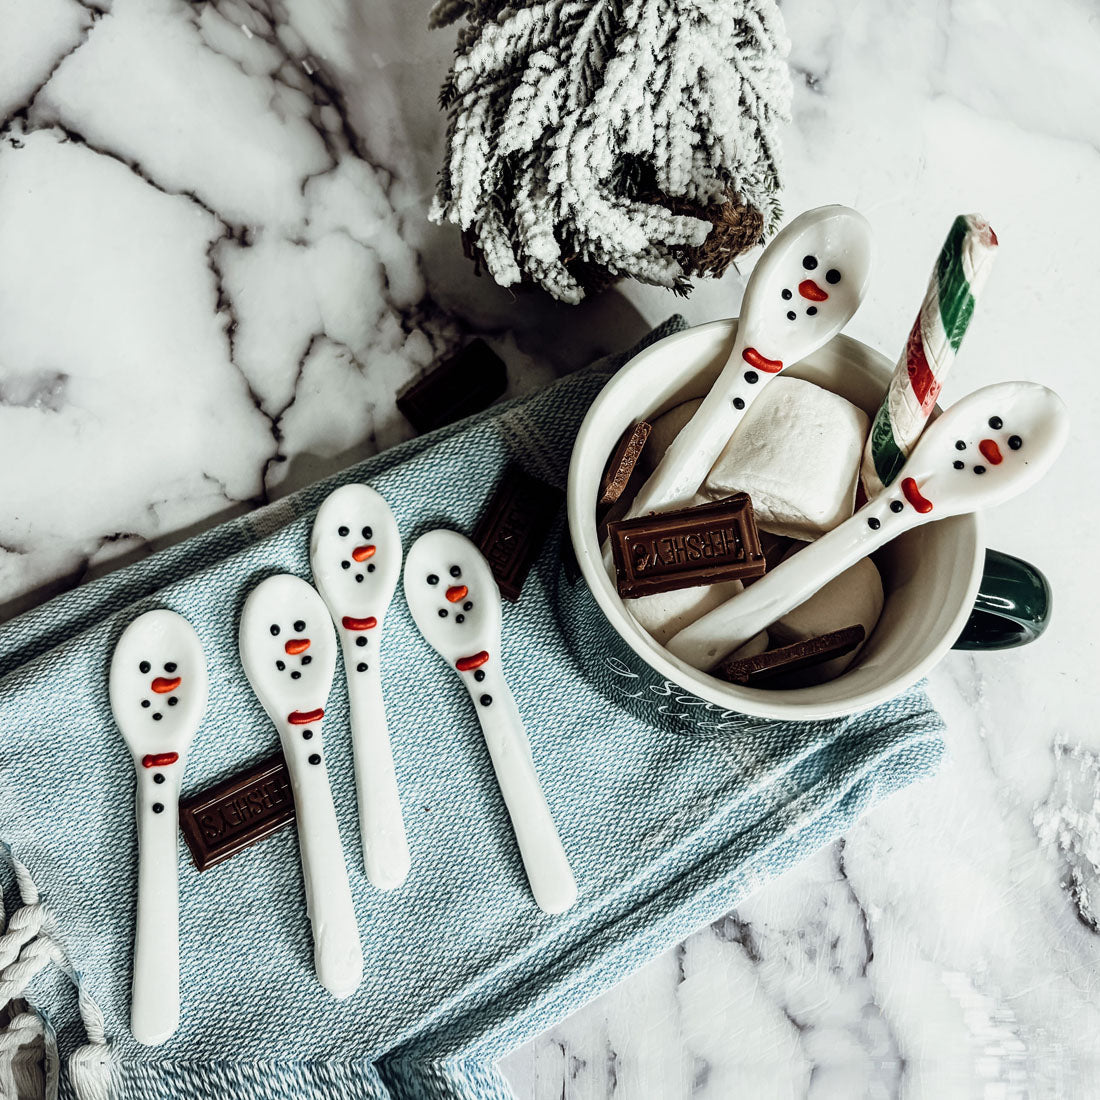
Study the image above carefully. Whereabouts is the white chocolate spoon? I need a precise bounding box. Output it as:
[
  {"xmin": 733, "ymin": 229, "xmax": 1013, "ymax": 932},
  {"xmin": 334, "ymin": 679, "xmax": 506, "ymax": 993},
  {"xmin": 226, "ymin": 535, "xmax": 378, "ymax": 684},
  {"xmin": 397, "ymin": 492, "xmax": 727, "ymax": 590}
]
[
  {"xmin": 311, "ymin": 484, "xmax": 410, "ymax": 891},
  {"xmin": 667, "ymin": 381, "xmax": 1069, "ymax": 670},
  {"xmin": 110, "ymin": 609, "xmax": 207, "ymax": 1046},
  {"xmin": 403, "ymin": 530, "xmax": 577, "ymax": 915},
  {"xmin": 239, "ymin": 575, "xmax": 363, "ymax": 998},
  {"xmin": 622, "ymin": 206, "xmax": 874, "ymax": 525}
]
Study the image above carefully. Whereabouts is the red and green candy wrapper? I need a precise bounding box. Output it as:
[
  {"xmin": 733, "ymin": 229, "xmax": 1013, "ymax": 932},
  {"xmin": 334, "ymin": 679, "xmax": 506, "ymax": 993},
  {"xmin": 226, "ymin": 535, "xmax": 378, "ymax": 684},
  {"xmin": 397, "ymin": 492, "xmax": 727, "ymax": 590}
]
[{"xmin": 861, "ymin": 214, "xmax": 999, "ymax": 494}]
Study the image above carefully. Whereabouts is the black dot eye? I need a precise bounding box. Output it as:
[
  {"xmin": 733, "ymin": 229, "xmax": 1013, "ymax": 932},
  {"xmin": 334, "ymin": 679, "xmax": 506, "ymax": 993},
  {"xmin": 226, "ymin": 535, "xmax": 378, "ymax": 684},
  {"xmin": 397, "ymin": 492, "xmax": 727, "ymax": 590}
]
[
  {"xmin": 270, "ymin": 624, "xmax": 280, "ymax": 636},
  {"xmin": 168, "ymin": 697, "xmax": 178, "ymax": 706},
  {"xmin": 338, "ymin": 526, "xmax": 349, "ymax": 537},
  {"xmin": 953, "ymin": 460, "xmax": 965, "ymax": 469},
  {"xmin": 164, "ymin": 662, "xmax": 177, "ymax": 673},
  {"xmin": 341, "ymin": 560, "xmax": 350, "ymax": 569},
  {"xmin": 955, "ymin": 440, "xmax": 966, "ymax": 451},
  {"xmin": 463, "ymin": 601, "xmax": 473, "ymax": 611},
  {"xmin": 802, "ymin": 255, "xmax": 818, "ymax": 270},
  {"xmin": 450, "ymin": 565, "xmax": 462, "ymax": 578},
  {"xmin": 806, "ymin": 306, "xmax": 817, "ymax": 316},
  {"xmin": 301, "ymin": 655, "xmax": 312, "ymax": 665},
  {"xmin": 293, "ymin": 620, "xmax": 305, "ymax": 632},
  {"xmin": 786, "ymin": 311, "xmax": 796, "ymax": 321},
  {"xmin": 362, "ymin": 526, "xmax": 372, "ymax": 539},
  {"xmin": 988, "ymin": 416, "xmax": 1003, "ymax": 430},
  {"xmin": 890, "ymin": 500, "xmax": 904, "ymax": 513},
  {"xmin": 1008, "ymin": 435, "xmax": 1022, "ymax": 450},
  {"xmin": 438, "ymin": 608, "xmax": 448, "ymax": 618},
  {"xmin": 141, "ymin": 699, "xmax": 151, "ymax": 708},
  {"xmin": 974, "ymin": 465, "xmax": 986, "ymax": 475},
  {"xmin": 781, "ymin": 288, "xmax": 792, "ymax": 300},
  {"xmin": 427, "ymin": 574, "xmax": 439, "ymax": 585},
  {"xmin": 139, "ymin": 661, "xmax": 151, "ymax": 674},
  {"xmin": 276, "ymin": 660, "xmax": 285, "ymax": 670},
  {"xmin": 867, "ymin": 517, "xmax": 881, "ymax": 530},
  {"xmin": 826, "ymin": 268, "xmax": 841, "ymax": 284}
]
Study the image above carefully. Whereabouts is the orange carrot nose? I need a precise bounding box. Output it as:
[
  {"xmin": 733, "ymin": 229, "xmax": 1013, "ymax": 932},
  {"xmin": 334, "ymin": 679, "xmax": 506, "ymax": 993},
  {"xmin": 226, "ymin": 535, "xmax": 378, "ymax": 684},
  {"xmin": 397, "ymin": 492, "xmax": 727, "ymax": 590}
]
[
  {"xmin": 978, "ymin": 439, "xmax": 1003, "ymax": 465},
  {"xmin": 151, "ymin": 676, "xmax": 181, "ymax": 694},
  {"xmin": 285, "ymin": 638, "xmax": 310, "ymax": 655},
  {"xmin": 798, "ymin": 279, "xmax": 828, "ymax": 301},
  {"xmin": 446, "ymin": 584, "xmax": 468, "ymax": 603},
  {"xmin": 351, "ymin": 544, "xmax": 376, "ymax": 562}
]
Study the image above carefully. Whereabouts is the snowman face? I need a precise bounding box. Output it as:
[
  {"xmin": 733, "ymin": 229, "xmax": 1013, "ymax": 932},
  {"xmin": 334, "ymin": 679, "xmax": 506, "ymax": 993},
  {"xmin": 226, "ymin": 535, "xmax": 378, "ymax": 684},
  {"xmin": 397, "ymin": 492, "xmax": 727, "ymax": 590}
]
[
  {"xmin": 310, "ymin": 484, "xmax": 401, "ymax": 668},
  {"xmin": 866, "ymin": 382, "xmax": 1069, "ymax": 526},
  {"xmin": 239, "ymin": 575, "xmax": 337, "ymax": 731},
  {"xmin": 739, "ymin": 206, "xmax": 873, "ymax": 373},
  {"xmin": 403, "ymin": 530, "xmax": 501, "ymax": 684},
  {"xmin": 109, "ymin": 609, "xmax": 207, "ymax": 770}
]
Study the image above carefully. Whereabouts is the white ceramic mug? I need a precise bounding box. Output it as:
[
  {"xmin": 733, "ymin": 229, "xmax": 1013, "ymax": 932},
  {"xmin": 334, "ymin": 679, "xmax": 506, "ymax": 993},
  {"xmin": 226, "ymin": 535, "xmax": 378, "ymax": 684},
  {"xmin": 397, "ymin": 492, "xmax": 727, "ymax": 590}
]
[{"xmin": 562, "ymin": 320, "xmax": 1050, "ymax": 723}]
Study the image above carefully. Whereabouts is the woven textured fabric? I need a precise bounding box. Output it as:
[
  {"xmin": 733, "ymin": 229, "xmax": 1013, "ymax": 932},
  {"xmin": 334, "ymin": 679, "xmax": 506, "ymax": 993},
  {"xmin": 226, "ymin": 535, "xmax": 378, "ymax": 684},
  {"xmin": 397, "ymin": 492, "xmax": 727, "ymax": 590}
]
[{"xmin": 0, "ymin": 318, "xmax": 946, "ymax": 1099}]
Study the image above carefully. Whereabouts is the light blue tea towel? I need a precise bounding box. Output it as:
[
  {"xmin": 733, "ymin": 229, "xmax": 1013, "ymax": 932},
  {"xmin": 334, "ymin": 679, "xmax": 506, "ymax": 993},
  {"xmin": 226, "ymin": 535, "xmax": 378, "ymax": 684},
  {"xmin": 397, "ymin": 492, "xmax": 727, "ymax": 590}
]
[{"xmin": 0, "ymin": 318, "xmax": 946, "ymax": 1100}]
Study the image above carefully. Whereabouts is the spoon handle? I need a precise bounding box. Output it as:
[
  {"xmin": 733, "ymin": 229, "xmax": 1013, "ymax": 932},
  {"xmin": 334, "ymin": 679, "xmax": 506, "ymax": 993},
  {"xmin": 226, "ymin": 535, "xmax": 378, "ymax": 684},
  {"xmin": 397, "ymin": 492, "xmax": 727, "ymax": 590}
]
[
  {"xmin": 470, "ymin": 679, "xmax": 577, "ymax": 915},
  {"xmin": 130, "ymin": 781, "xmax": 181, "ymax": 1045},
  {"xmin": 283, "ymin": 743, "xmax": 364, "ymax": 998},
  {"xmin": 667, "ymin": 502, "xmax": 918, "ymax": 669},
  {"xmin": 346, "ymin": 660, "xmax": 411, "ymax": 891},
  {"xmin": 624, "ymin": 336, "xmax": 753, "ymax": 521}
]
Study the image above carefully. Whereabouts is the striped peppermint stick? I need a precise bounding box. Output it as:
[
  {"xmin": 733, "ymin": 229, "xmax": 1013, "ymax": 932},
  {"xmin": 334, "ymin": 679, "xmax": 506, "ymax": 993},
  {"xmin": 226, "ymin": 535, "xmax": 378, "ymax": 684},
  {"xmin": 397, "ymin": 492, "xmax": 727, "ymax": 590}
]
[{"xmin": 861, "ymin": 214, "xmax": 999, "ymax": 494}]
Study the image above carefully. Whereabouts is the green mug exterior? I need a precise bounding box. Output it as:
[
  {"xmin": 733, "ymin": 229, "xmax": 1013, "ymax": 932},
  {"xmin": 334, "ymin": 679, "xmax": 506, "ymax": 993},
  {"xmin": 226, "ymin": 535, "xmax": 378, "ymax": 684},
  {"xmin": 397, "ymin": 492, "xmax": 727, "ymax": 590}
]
[{"xmin": 953, "ymin": 549, "xmax": 1051, "ymax": 650}]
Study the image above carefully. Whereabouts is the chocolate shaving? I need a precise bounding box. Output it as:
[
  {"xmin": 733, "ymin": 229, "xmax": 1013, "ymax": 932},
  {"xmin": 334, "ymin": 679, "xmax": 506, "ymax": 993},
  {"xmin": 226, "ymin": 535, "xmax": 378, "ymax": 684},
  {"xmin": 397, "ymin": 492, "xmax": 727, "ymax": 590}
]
[{"xmin": 713, "ymin": 625, "xmax": 866, "ymax": 685}]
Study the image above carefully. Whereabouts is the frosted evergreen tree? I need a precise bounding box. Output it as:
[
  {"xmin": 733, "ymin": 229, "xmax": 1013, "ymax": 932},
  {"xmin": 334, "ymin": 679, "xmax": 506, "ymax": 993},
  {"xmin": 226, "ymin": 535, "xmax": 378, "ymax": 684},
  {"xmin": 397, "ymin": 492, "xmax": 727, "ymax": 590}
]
[{"xmin": 430, "ymin": 0, "xmax": 792, "ymax": 303}]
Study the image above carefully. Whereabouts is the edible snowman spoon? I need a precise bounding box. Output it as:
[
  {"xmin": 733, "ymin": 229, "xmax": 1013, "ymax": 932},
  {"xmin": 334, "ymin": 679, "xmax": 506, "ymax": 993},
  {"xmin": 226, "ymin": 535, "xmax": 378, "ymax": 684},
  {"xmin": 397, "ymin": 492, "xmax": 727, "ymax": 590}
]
[
  {"xmin": 404, "ymin": 530, "xmax": 577, "ymax": 915},
  {"xmin": 311, "ymin": 484, "xmax": 410, "ymax": 891},
  {"xmin": 667, "ymin": 381, "xmax": 1069, "ymax": 670},
  {"xmin": 239, "ymin": 575, "xmax": 363, "ymax": 998},
  {"xmin": 620, "ymin": 206, "xmax": 874, "ymax": 528},
  {"xmin": 110, "ymin": 609, "xmax": 207, "ymax": 1046}
]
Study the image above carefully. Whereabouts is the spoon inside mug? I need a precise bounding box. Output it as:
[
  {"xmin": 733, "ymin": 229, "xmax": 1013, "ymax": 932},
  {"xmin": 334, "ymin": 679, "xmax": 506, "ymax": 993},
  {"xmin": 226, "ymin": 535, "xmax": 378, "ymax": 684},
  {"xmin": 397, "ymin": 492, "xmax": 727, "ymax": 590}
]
[
  {"xmin": 239, "ymin": 574, "xmax": 363, "ymax": 998},
  {"xmin": 404, "ymin": 529, "xmax": 577, "ymax": 915},
  {"xmin": 110, "ymin": 609, "xmax": 208, "ymax": 1046},
  {"xmin": 621, "ymin": 206, "xmax": 874, "ymax": 526},
  {"xmin": 666, "ymin": 381, "xmax": 1069, "ymax": 670},
  {"xmin": 311, "ymin": 484, "xmax": 410, "ymax": 891}
]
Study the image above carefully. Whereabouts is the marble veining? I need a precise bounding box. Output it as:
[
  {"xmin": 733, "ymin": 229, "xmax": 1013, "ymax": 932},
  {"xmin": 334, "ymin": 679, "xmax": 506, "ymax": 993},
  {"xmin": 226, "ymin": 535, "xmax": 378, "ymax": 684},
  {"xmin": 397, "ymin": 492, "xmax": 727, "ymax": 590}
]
[{"xmin": 2, "ymin": 0, "xmax": 1099, "ymax": 1096}]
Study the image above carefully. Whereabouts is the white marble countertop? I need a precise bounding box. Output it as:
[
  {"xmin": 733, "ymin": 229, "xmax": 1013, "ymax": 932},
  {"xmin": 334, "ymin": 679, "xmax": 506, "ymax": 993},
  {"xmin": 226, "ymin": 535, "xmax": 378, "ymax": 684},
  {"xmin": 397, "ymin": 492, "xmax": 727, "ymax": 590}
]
[{"xmin": 3, "ymin": 0, "xmax": 1099, "ymax": 1096}]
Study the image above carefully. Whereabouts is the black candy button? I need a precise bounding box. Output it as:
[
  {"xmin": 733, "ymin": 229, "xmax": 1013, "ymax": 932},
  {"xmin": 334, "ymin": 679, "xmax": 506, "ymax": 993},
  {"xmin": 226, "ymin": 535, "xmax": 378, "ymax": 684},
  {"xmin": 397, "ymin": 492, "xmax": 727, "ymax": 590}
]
[
  {"xmin": 474, "ymin": 669, "xmax": 486, "ymax": 682},
  {"xmin": 744, "ymin": 370, "xmax": 758, "ymax": 384},
  {"xmin": 733, "ymin": 397, "xmax": 745, "ymax": 410},
  {"xmin": 154, "ymin": 773, "xmax": 165, "ymax": 784},
  {"xmin": 890, "ymin": 500, "xmax": 904, "ymax": 513},
  {"xmin": 1008, "ymin": 435, "xmax": 1022, "ymax": 450},
  {"xmin": 867, "ymin": 517, "xmax": 881, "ymax": 530},
  {"xmin": 152, "ymin": 803, "xmax": 164, "ymax": 814},
  {"xmin": 308, "ymin": 753, "xmax": 321, "ymax": 765},
  {"xmin": 479, "ymin": 694, "xmax": 493, "ymax": 707},
  {"xmin": 302, "ymin": 729, "xmax": 313, "ymax": 740}
]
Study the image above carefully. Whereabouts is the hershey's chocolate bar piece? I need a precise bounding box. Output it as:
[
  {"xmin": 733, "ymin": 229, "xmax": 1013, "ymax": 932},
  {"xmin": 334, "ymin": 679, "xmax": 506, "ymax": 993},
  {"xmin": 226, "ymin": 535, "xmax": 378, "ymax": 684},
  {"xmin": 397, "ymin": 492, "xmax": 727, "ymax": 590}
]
[
  {"xmin": 607, "ymin": 494, "xmax": 766, "ymax": 598},
  {"xmin": 742, "ymin": 531, "xmax": 796, "ymax": 587},
  {"xmin": 598, "ymin": 421, "xmax": 652, "ymax": 508},
  {"xmin": 397, "ymin": 339, "xmax": 507, "ymax": 434},
  {"xmin": 179, "ymin": 754, "xmax": 295, "ymax": 871},
  {"xmin": 714, "ymin": 625, "xmax": 866, "ymax": 685},
  {"xmin": 474, "ymin": 465, "xmax": 563, "ymax": 601}
]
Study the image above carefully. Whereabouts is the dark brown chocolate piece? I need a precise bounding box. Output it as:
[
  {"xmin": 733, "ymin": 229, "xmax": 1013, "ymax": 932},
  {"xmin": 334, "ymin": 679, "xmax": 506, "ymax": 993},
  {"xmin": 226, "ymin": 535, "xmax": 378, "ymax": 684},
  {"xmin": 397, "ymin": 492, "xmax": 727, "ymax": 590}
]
[
  {"xmin": 607, "ymin": 494, "xmax": 766, "ymax": 598},
  {"xmin": 598, "ymin": 422, "xmax": 652, "ymax": 508},
  {"xmin": 742, "ymin": 531, "xmax": 795, "ymax": 587},
  {"xmin": 474, "ymin": 466, "xmax": 563, "ymax": 601},
  {"xmin": 713, "ymin": 625, "xmax": 866, "ymax": 685},
  {"xmin": 179, "ymin": 754, "xmax": 295, "ymax": 871},
  {"xmin": 396, "ymin": 338, "xmax": 507, "ymax": 434}
]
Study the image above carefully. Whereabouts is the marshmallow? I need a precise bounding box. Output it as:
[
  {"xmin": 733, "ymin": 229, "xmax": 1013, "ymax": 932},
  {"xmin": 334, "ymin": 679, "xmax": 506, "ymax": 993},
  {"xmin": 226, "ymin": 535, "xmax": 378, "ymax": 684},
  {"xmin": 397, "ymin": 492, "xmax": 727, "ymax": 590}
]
[
  {"xmin": 767, "ymin": 554, "xmax": 884, "ymax": 683},
  {"xmin": 642, "ymin": 399, "xmax": 703, "ymax": 475},
  {"xmin": 701, "ymin": 377, "xmax": 869, "ymax": 540},
  {"xmin": 626, "ymin": 579, "xmax": 745, "ymax": 647}
]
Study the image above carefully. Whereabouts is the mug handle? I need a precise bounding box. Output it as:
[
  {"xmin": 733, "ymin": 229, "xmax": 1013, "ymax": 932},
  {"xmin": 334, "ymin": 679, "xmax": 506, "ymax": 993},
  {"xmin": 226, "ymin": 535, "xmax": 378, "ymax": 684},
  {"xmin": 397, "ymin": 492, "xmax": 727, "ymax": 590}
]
[{"xmin": 953, "ymin": 548, "xmax": 1051, "ymax": 650}]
